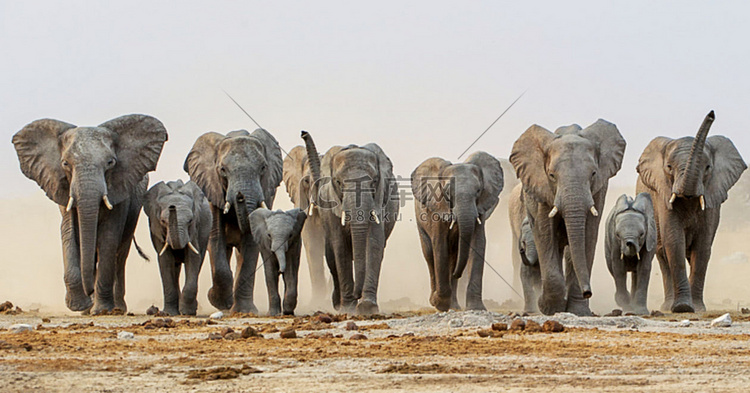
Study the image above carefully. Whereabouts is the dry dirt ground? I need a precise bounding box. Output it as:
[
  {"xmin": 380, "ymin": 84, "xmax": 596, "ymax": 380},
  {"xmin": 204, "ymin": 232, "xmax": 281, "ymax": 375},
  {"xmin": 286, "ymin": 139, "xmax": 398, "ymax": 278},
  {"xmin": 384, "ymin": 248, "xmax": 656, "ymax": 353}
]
[{"xmin": 1, "ymin": 308, "xmax": 750, "ymax": 392}]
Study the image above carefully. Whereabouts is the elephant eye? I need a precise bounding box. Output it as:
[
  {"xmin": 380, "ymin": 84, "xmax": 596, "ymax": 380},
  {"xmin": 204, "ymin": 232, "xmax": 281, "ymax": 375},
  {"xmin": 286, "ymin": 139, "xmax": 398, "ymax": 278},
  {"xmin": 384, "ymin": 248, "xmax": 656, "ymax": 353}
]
[
  {"xmin": 61, "ymin": 160, "xmax": 69, "ymax": 168},
  {"xmin": 261, "ymin": 164, "xmax": 267, "ymax": 172},
  {"xmin": 219, "ymin": 166, "xmax": 227, "ymax": 177},
  {"xmin": 548, "ymin": 173, "xmax": 556, "ymax": 182},
  {"xmin": 705, "ymin": 165, "xmax": 711, "ymax": 171},
  {"xmin": 591, "ymin": 170, "xmax": 597, "ymax": 180},
  {"xmin": 267, "ymin": 233, "xmax": 272, "ymax": 240},
  {"xmin": 666, "ymin": 164, "xmax": 672, "ymax": 172},
  {"xmin": 107, "ymin": 158, "xmax": 116, "ymax": 168}
]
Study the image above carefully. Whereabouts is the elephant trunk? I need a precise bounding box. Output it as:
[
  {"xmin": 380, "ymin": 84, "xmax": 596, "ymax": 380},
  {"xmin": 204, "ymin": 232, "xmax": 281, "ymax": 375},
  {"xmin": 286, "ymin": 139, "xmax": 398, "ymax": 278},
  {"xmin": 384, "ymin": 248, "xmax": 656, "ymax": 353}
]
[
  {"xmin": 452, "ymin": 201, "xmax": 477, "ymax": 279},
  {"xmin": 275, "ymin": 249, "xmax": 287, "ymax": 274},
  {"xmin": 301, "ymin": 131, "xmax": 322, "ymax": 183},
  {"xmin": 562, "ymin": 207, "xmax": 592, "ymax": 298},
  {"xmin": 234, "ymin": 191, "xmax": 251, "ymax": 234},
  {"xmin": 167, "ymin": 206, "xmax": 184, "ymax": 249},
  {"xmin": 349, "ymin": 195, "xmax": 373, "ymax": 299},
  {"xmin": 73, "ymin": 171, "xmax": 106, "ymax": 297},
  {"xmin": 678, "ymin": 110, "xmax": 714, "ymax": 196}
]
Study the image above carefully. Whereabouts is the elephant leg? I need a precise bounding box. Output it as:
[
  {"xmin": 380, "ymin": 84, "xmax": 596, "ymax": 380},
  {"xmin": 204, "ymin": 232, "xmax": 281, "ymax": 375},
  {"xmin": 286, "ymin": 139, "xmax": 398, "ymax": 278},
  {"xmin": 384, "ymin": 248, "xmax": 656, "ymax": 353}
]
[
  {"xmin": 417, "ymin": 226, "xmax": 436, "ymax": 303},
  {"xmin": 263, "ymin": 252, "xmax": 281, "ymax": 316},
  {"xmin": 465, "ymin": 227, "xmax": 486, "ymax": 311},
  {"xmin": 632, "ymin": 262, "xmax": 651, "ymax": 315},
  {"xmin": 449, "ymin": 246, "xmax": 461, "ymax": 310},
  {"xmin": 688, "ymin": 245, "xmax": 712, "ymax": 313},
  {"xmin": 207, "ymin": 212, "xmax": 234, "ymax": 311},
  {"xmin": 59, "ymin": 207, "xmax": 92, "ymax": 312},
  {"xmin": 663, "ymin": 233, "xmax": 693, "ymax": 313},
  {"xmin": 431, "ymin": 230, "xmax": 452, "ymax": 312},
  {"xmin": 656, "ymin": 247, "xmax": 674, "ymax": 311},
  {"xmin": 232, "ymin": 235, "xmax": 260, "ymax": 314},
  {"xmin": 520, "ymin": 263, "xmax": 539, "ymax": 313},
  {"xmin": 282, "ymin": 251, "xmax": 300, "ymax": 316},
  {"xmin": 611, "ymin": 262, "xmax": 630, "ymax": 312},
  {"xmin": 92, "ymin": 207, "xmax": 128, "ymax": 315},
  {"xmin": 331, "ymin": 234, "xmax": 356, "ymax": 313},
  {"xmin": 158, "ymin": 251, "xmax": 180, "ymax": 316},
  {"xmin": 357, "ymin": 225, "xmax": 385, "ymax": 315},
  {"xmin": 113, "ymin": 200, "xmax": 139, "ymax": 312},
  {"xmin": 535, "ymin": 228, "xmax": 566, "ymax": 316},
  {"xmin": 180, "ymin": 250, "xmax": 202, "ymax": 315},
  {"xmin": 325, "ymin": 241, "xmax": 341, "ymax": 311},
  {"xmin": 302, "ymin": 224, "xmax": 327, "ymax": 308}
]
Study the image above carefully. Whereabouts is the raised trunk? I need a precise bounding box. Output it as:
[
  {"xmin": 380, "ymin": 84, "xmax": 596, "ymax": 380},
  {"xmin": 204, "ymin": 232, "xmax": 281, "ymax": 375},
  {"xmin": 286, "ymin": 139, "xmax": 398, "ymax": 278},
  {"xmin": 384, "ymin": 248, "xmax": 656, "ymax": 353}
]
[
  {"xmin": 78, "ymin": 196, "xmax": 101, "ymax": 296},
  {"xmin": 167, "ymin": 206, "xmax": 182, "ymax": 249},
  {"xmin": 679, "ymin": 111, "xmax": 714, "ymax": 195},
  {"xmin": 275, "ymin": 249, "xmax": 287, "ymax": 274},
  {"xmin": 301, "ymin": 131, "xmax": 322, "ymax": 183},
  {"xmin": 563, "ymin": 209, "xmax": 592, "ymax": 298},
  {"xmin": 452, "ymin": 204, "xmax": 476, "ymax": 279}
]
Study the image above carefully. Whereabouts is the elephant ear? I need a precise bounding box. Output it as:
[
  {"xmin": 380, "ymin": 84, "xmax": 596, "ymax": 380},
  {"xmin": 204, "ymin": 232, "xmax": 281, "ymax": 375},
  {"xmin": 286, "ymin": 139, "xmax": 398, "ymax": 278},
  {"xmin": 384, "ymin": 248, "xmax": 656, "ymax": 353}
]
[
  {"xmin": 465, "ymin": 151, "xmax": 504, "ymax": 219},
  {"xmin": 633, "ymin": 192, "xmax": 657, "ymax": 252},
  {"xmin": 249, "ymin": 208, "xmax": 272, "ymax": 245},
  {"xmin": 98, "ymin": 115, "xmax": 168, "ymax": 206},
  {"xmin": 704, "ymin": 135, "xmax": 747, "ymax": 209},
  {"xmin": 361, "ymin": 143, "xmax": 395, "ymax": 211},
  {"xmin": 636, "ymin": 137, "xmax": 672, "ymax": 206},
  {"xmin": 320, "ymin": 145, "xmax": 347, "ymax": 217},
  {"xmin": 288, "ymin": 208, "xmax": 308, "ymax": 237},
  {"xmin": 251, "ymin": 128, "xmax": 283, "ymax": 207},
  {"xmin": 12, "ymin": 119, "xmax": 77, "ymax": 206},
  {"xmin": 183, "ymin": 180, "xmax": 207, "ymax": 210},
  {"xmin": 510, "ymin": 125, "xmax": 556, "ymax": 205},
  {"xmin": 283, "ymin": 146, "xmax": 311, "ymax": 210},
  {"xmin": 411, "ymin": 157, "xmax": 452, "ymax": 215},
  {"xmin": 143, "ymin": 181, "xmax": 170, "ymax": 221},
  {"xmin": 184, "ymin": 132, "xmax": 226, "ymax": 208},
  {"xmin": 579, "ymin": 119, "xmax": 626, "ymax": 195}
]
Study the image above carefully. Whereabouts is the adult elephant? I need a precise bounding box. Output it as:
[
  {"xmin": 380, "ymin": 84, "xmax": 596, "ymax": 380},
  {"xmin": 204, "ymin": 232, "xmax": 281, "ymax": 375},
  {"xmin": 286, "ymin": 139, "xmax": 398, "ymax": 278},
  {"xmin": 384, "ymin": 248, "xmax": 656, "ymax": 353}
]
[
  {"xmin": 301, "ymin": 131, "xmax": 399, "ymax": 314},
  {"xmin": 283, "ymin": 146, "xmax": 330, "ymax": 308},
  {"xmin": 411, "ymin": 152, "xmax": 503, "ymax": 311},
  {"xmin": 12, "ymin": 115, "xmax": 167, "ymax": 314},
  {"xmin": 184, "ymin": 129, "xmax": 282, "ymax": 314},
  {"xmin": 510, "ymin": 120, "xmax": 625, "ymax": 316},
  {"xmin": 636, "ymin": 111, "xmax": 746, "ymax": 313}
]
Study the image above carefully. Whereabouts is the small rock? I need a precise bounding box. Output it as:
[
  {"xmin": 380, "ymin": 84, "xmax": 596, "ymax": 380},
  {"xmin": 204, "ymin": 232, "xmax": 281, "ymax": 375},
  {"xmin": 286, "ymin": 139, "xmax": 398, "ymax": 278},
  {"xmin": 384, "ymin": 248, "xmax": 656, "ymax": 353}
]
[
  {"xmin": 477, "ymin": 329, "xmax": 492, "ymax": 338},
  {"xmin": 509, "ymin": 319, "xmax": 526, "ymax": 331},
  {"xmin": 220, "ymin": 327, "xmax": 235, "ymax": 337},
  {"xmin": 741, "ymin": 308, "xmax": 750, "ymax": 315},
  {"xmin": 279, "ymin": 327, "xmax": 297, "ymax": 339},
  {"xmin": 207, "ymin": 332, "xmax": 224, "ymax": 340},
  {"xmin": 605, "ymin": 309, "xmax": 623, "ymax": 317},
  {"xmin": 525, "ymin": 320, "xmax": 542, "ymax": 332},
  {"xmin": 8, "ymin": 324, "xmax": 33, "ymax": 333},
  {"xmin": 542, "ymin": 320, "xmax": 565, "ymax": 333},
  {"xmin": 349, "ymin": 333, "xmax": 368, "ymax": 340},
  {"xmin": 317, "ymin": 314, "xmax": 333, "ymax": 323},
  {"xmin": 210, "ymin": 311, "xmax": 224, "ymax": 320},
  {"xmin": 345, "ymin": 321, "xmax": 358, "ymax": 331},
  {"xmin": 449, "ymin": 319, "xmax": 463, "ymax": 328},
  {"xmin": 650, "ymin": 310, "xmax": 665, "ymax": 317},
  {"xmin": 224, "ymin": 332, "xmax": 242, "ymax": 340},
  {"xmin": 146, "ymin": 305, "xmax": 159, "ymax": 315},
  {"xmin": 678, "ymin": 320, "xmax": 692, "ymax": 327},
  {"xmin": 41, "ymin": 318, "xmax": 51, "ymax": 323},
  {"xmin": 491, "ymin": 323, "xmax": 507, "ymax": 331},
  {"xmin": 710, "ymin": 313, "xmax": 732, "ymax": 327},
  {"xmin": 241, "ymin": 326, "xmax": 260, "ymax": 338},
  {"xmin": 0, "ymin": 301, "xmax": 14, "ymax": 313},
  {"xmin": 117, "ymin": 331, "xmax": 134, "ymax": 339},
  {"xmin": 553, "ymin": 312, "xmax": 578, "ymax": 319},
  {"xmin": 127, "ymin": 312, "xmax": 135, "ymax": 316}
]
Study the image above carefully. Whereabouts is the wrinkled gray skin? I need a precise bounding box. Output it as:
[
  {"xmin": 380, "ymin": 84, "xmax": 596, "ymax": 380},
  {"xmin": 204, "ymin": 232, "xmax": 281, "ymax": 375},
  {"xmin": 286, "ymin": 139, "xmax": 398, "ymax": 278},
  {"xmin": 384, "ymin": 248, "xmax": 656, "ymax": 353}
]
[
  {"xmin": 283, "ymin": 146, "xmax": 330, "ymax": 308},
  {"xmin": 604, "ymin": 193, "xmax": 657, "ymax": 315},
  {"xmin": 301, "ymin": 131, "xmax": 399, "ymax": 315},
  {"xmin": 411, "ymin": 153, "xmax": 503, "ymax": 311},
  {"xmin": 12, "ymin": 115, "xmax": 167, "ymax": 314},
  {"xmin": 249, "ymin": 208, "xmax": 307, "ymax": 316},
  {"xmin": 508, "ymin": 183, "xmax": 540, "ymax": 313},
  {"xmin": 144, "ymin": 180, "xmax": 211, "ymax": 316},
  {"xmin": 636, "ymin": 111, "xmax": 746, "ymax": 313},
  {"xmin": 510, "ymin": 120, "xmax": 626, "ymax": 316},
  {"xmin": 185, "ymin": 129, "xmax": 282, "ymax": 314}
]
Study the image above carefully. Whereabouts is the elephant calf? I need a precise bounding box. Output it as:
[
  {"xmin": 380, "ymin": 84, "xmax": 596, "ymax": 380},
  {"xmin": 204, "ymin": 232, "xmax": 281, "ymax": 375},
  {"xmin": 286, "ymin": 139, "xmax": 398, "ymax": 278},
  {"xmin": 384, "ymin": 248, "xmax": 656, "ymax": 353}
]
[
  {"xmin": 144, "ymin": 180, "xmax": 211, "ymax": 316},
  {"xmin": 508, "ymin": 184, "xmax": 540, "ymax": 313},
  {"xmin": 249, "ymin": 208, "xmax": 307, "ymax": 316},
  {"xmin": 604, "ymin": 193, "xmax": 656, "ymax": 315}
]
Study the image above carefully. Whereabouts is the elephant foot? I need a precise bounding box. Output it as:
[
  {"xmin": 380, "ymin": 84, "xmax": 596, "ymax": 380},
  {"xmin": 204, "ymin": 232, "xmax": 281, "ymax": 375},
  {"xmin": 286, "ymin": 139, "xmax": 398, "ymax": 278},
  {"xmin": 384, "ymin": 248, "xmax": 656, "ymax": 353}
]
[
  {"xmin": 692, "ymin": 298, "xmax": 706, "ymax": 313},
  {"xmin": 465, "ymin": 299, "xmax": 486, "ymax": 311},
  {"xmin": 231, "ymin": 302, "xmax": 259, "ymax": 315},
  {"xmin": 671, "ymin": 301, "xmax": 695, "ymax": 313},
  {"xmin": 430, "ymin": 292, "xmax": 451, "ymax": 312},
  {"xmin": 114, "ymin": 298, "xmax": 127, "ymax": 313},
  {"xmin": 267, "ymin": 306, "xmax": 282, "ymax": 317},
  {"xmin": 283, "ymin": 310, "xmax": 295, "ymax": 316},
  {"xmin": 356, "ymin": 299, "xmax": 379, "ymax": 315},
  {"xmin": 91, "ymin": 301, "xmax": 115, "ymax": 316},
  {"xmin": 208, "ymin": 286, "xmax": 233, "ymax": 311},
  {"xmin": 179, "ymin": 300, "xmax": 198, "ymax": 316},
  {"xmin": 163, "ymin": 307, "xmax": 180, "ymax": 316},
  {"xmin": 538, "ymin": 293, "xmax": 567, "ymax": 316},
  {"xmin": 566, "ymin": 304, "xmax": 593, "ymax": 316},
  {"xmin": 632, "ymin": 306, "xmax": 650, "ymax": 316},
  {"xmin": 660, "ymin": 298, "xmax": 674, "ymax": 312},
  {"xmin": 65, "ymin": 291, "xmax": 93, "ymax": 312}
]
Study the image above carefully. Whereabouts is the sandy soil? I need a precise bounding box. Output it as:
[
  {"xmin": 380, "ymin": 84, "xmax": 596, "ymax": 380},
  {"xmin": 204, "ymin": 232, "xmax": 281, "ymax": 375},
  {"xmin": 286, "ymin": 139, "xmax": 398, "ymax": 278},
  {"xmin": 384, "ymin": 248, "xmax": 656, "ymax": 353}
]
[{"xmin": 1, "ymin": 309, "xmax": 750, "ymax": 392}]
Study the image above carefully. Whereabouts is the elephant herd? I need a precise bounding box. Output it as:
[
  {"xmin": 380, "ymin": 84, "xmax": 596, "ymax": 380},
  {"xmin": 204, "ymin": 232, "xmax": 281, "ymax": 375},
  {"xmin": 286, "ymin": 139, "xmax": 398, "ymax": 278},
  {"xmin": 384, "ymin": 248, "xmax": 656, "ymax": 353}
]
[{"xmin": 11, "ymin": 111, "xmax": 747, "ymax": 317}]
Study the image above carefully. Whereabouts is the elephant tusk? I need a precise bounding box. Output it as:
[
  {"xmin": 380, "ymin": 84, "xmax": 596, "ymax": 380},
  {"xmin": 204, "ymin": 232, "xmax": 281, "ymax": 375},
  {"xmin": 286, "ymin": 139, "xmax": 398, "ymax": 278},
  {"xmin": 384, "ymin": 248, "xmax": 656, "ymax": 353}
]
[
  {"xmin": 449, "ymin": 220, "xmax": 455, "ymax": 230},
  {"xmin": 308, "ymin": 202, "xmax": 314, "ymax": 216},
  {"xmin": 636, "ymin": 252, "xmax": 641, "ymax": 261},
  {"xmin": 669, "ymin": 193, "xmax": 677, "ymax": 204},
  {"xmin": 187, "ymin": 242, "xmax": 200, "ymax": 255},
  {"xmin": 548, "ymin": 206, "xmax": 558, "ymax": 218},
  {"xmin": 589, "ymin": 206, "xmax": 599, "ymax": 217},
  {"xmin": 223, "ymin": 202, "xmax": 231, "ymax": 214},
  {"xmin": 66, "ymin": 197, "xmax": 74, "ymax": 212},
  {"xmin": 371, "ymin": 210, "xmax": 380, "ymax": 224},
  {"xmin": 699, "ymin": 195, "xmax": 705, "ymax": 210},
  {"xmin": 159, "ymin": 242, "xmax": 169, "ymax": 256},
  {"xmin": 620, "ymin": 252, "xmax": 624, "ymax": 261},
  {"xmin": 102, "ymin": 195, "xmax": 113, "ymax": 210},
  {"xmin": 341, "ymin": 213, "xmax": 346, "ymax": 227},
  {"xmin": 477, "ymin": 217, "xmax": 482, "ymax": 225},
  {"xmin": 260, "ymin": 201, "xmax": 267, "ymax": 209}
]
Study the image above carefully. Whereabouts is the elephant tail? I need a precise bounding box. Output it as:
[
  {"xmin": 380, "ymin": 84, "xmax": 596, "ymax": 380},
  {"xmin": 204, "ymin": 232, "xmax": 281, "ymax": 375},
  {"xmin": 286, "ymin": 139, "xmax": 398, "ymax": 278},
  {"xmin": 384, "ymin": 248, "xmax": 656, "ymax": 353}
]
[{"xmin": 133, "ymin": 238, "xmax": 150, "ymax": 262}]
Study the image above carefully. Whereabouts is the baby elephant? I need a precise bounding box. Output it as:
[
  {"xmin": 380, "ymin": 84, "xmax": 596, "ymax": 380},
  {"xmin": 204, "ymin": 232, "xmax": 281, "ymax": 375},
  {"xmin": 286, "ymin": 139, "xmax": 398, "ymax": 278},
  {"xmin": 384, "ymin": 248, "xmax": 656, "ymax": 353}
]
[
  {"xmin": 249, "ymin": 208, "xmax": 307, "ymax": 316},
  {"xmin": 605, "ymin": 193, "xmax": 657, "ymax": 315},
  {"xmin": 144, "ymin": 180, "xmax": 211, "ymax": 316},
  {"xmin": 509, "ymin": 184, "xmax": 540, "ymax": 313}
]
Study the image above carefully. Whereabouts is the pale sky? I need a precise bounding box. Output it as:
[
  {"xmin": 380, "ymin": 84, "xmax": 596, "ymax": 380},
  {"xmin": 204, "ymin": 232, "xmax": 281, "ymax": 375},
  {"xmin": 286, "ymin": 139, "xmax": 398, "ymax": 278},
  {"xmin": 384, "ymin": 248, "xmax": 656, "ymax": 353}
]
[{"xmin": 2, "ymin": 1, "xmax": 749, "ymax": 197}]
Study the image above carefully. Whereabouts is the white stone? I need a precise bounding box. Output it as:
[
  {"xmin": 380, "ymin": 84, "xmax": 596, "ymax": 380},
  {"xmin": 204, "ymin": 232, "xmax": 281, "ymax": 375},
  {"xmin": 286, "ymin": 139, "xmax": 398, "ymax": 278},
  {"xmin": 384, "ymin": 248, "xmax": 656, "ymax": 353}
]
[
  {"xmin": 710, "ymin": 313, "xmax": 732, "ymax": 327},
  {"xmin": 117, "ymin": 331, "xmax": 135, "ymax": 339},
  {"xmin": 8, "ymin": 324, "xmax": 33, "ymax": 333},
  {"xmin": 449, "ymin": 318, "xmax": 463, "ymax": 328},
  {"xmin": 210, "ymin": 311, "xmax": 224, "ymax": 320},
  {"xmin": 678, "ymin": 320, "xmax": 691, "ymax": 327},
  {"xmin": 552, "ymin": 312, "xmax": 578, "ymax": 319}
]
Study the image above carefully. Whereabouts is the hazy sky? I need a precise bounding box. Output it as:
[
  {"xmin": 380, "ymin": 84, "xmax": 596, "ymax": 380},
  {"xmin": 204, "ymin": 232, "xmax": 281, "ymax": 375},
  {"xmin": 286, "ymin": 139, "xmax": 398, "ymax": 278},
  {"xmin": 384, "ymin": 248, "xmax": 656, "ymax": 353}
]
[{"xmin": 2, "ymin": 1, "xmax": 749, "ymax": 199}]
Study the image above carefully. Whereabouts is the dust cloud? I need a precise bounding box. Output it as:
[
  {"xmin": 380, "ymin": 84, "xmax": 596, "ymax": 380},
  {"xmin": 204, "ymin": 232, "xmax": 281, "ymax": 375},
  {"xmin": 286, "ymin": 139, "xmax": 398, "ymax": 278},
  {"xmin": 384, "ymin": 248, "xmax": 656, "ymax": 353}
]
[{"xmin": 1, "ymin": 170, "xmax": 749, "ymax": 316}]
